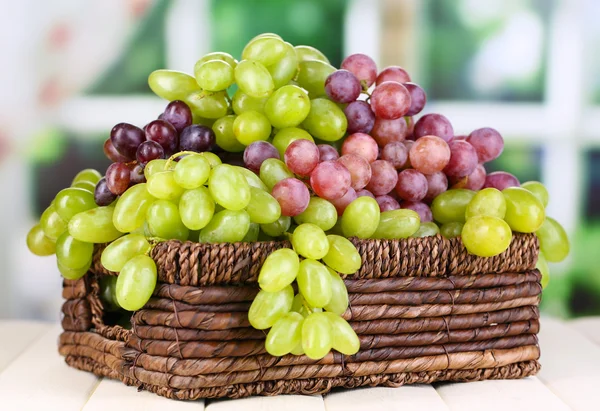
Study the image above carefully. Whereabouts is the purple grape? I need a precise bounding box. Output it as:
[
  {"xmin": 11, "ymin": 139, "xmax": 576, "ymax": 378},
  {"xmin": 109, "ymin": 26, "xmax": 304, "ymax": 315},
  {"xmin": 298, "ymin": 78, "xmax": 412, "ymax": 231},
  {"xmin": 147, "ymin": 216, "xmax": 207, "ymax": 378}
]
[
  {"xmin": 94, "ymin": 177, "xmax": 117, "ymax": 206},
  {"xmin": 145, "ymin": 120, "xmax": 178, "ymax": 155},
  {"xmin": 466, "ymin": 127, "xmax": 504, "ymax": 163},
  {"xmin": 110, "ymin": 123, "xmax": 145, "ymax": 160},
  {"xmin": 325, "ymin": 70, "xmax": 361, "ymax": 103},
  {"xmin": 179, "ymin": 124, "xmax": 215, "ymax": 153},
  {"xmin": 424, "ymin": 171, "xmax": 448, "ymax": 203},
  {"xmin": 285, "ymin": 140, "xmax": 320, "ymax": 177},
  {"xmin": 341, "ymin": 54, "xmax": 377, "ymax": 87},
  {"xmin": 401, "ymin": 201, "xmax": 433, "ymax": 222},
  {"xmin": 130, "ymin": 164, "xmax": 146, "ymax": 184},
  {"xmin": 105, "ymin": 163, "xmax": 131, "ymax": 195},
  {"xmin": 161, "ymin": 100, "xmax": 193, "ymax": 133},
  {"xmin": 136, "ymin": 140, "xmax": 165, "ymax": 165},
  {"xmin": 103, "ymin": 138, "xmax": 129, "ymax": 163},
  {"xmin": 376, "ymin": 195, "xmax": 400, "ymax": 212},
  {"xmin": 404, "ymin": 82, "xmax": 427, "ymax": 116},
  {"xmin": 483, "ymin": 171, "xmax": 520, "ymax": 191},
  {"xmin": 356, "ymin": 189, "xmax": 375, "ymax": 199},
  {"xmin": 443, "ymin": 140, "xmax": 478, "ymax": 178},
  {"xmin": 381, "ymin": 142, "xmax": 408, "ymax": 169},
  {"xmin": 376, "ymin": 66, "xmax": 411, "ymax": 85},
  {"xmin": 395, "ymin": 169, "xmax": 428, "ymax": 202},
  {"xmin": 371, "ymin": 117, "xmax": 408, "ymax": 147},
  {"xmin": 244, "ymin": 141, "xmax": 280, "ymax": 173},
  {"xmin": 317, "ymin": 144, "xmax": 340, "ymax": 162},
  {"xmin": 344, "ymin": 101, "xmax": 376, "ymax": 134},
  {"xmin": 413, "ymin": 113, "xmax": 454, "ymax": 142},
  {"xmin": 370, "ymin": 82, "xmax": 412, "ymax": 120}
]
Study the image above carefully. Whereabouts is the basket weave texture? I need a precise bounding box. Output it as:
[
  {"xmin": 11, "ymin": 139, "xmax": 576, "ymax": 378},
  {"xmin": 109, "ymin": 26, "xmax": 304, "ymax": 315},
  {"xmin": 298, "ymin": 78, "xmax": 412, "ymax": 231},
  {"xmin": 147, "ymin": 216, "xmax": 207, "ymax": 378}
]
[{"xmin": 59, "ymin": 234, "xmax": 542, "ymax": 400}]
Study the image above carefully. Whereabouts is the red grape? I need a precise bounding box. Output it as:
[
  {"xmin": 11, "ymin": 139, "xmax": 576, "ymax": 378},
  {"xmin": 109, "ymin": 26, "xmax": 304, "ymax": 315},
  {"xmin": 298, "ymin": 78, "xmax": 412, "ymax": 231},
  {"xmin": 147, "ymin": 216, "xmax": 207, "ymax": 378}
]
[
  {"xmin": 272, "ymin": 177, "xmax": 310, "ymax": 217},
  {"xmin": 136, "ymin": 140, "xmax": 165, "ymax": 165},
  {"xmin": 161, "ymin": 100, "xmax": 192, "ymax": 133},
  {"xmin": 381, "ymin": 142, "xmax": 408, "ymax": 169},
  {"xmin": 404, "ymin": 83, "xmax": 427, "ymax": 116},
  {"xmin": 370, "ymin": 81, "xmax": 411, "ymax": 120},
  {"xmin": 413, "ymin": 113, "xmax": 453, "ymax": 142},
  {"xmin": 244, "ymin": 141, "xmax": 280, "ymax": 173},
  {"xmin": 342, "ymin": 133, "xmax": 379, "ymax": 163},
  {"xmin": 464, "ymin": 164, "xmax": 486, "ymax": 190},
  {"xmin": 424, "ymin": 171, "xmax": 448, "ymax": 203},
  {"xmin": 317, "ymin": 144, "xmax": 340, "ymax": 162},
  {"xmin": 106, "ymin": 163, "xmax": 131, "ymax": 195},
  {"xmin": 179, "ymin": 125, "xmax": 215, "ymax": 153},
  {"xmin": 94, "ymin": 177, "xmax": 117, "ymax": 206},
  {"xmin": 371, "ymin": 117, "xmax": 408, "ymax": 147},
  {"xmin": 103, "ymin": 138, "xmax": 129, "ymax": 163},
  {"xmin": 341, "ymin": 53, "xmax": 377, "ymax": 87},
  {"xmin": 310, "ymin": 161, "xmax": 352, "ymax": 200},
  {"xmin": 145, "ymin": 120, "xmax": 178, "ymax": 155},
  {"xmin": 285, "ymin": 139, "xmax": 320, "ymax": 176},
  {"xmin": 110, "ymin": 123, "xmax": 145, "ymax": 160},
  {"xmin": 330, "ymin": 187, "xmax": 358, "ymax": 216},
  {"xmin": 409, "ymin": 135, "xmax": 451, "ymax": 174},
  {"xmin": 337, "ymin": 154, "xmax": 372, "ymax": 190},
  {"xmin": 366, "ymin": 160, "xmax": 398, "ymax": 195},
  {"xmin": 466, "ymin": 127, "xmax": 504, "ymax": 163},
  {"xmin": 376, "ymin": 195, "xmax": 400, "ymax": 212},
  {"xmin": 443, "ymin": 140, "xmax": 478, "ymax": 178},
  {"xmin": 356, "ymin": 189, "xmax": 375, "ymax": 199},
  {"xmin": 376, "ymin": 66, "xmax": 411, "ymax": 85},
  {"xmin": 324, "ymin": 70, "xmax": 361, "ymax": 103},
  {"xmin": 130, "ymin": 164, "xmax": 146, "ymax": 184},
  {"xmin": 395, "ymin": 169, "xmax": 428, "ymax": 202},
  {"xmin": 401, "ymin": 201, "xmax": 433, "ymax": 222},
  {"xmin": 344, "ymin": 101, "xmax": 376, "ymax": 134},
  {"xmin": 483, "ymin": 171, "xmax": 519, "ymax": 191}
]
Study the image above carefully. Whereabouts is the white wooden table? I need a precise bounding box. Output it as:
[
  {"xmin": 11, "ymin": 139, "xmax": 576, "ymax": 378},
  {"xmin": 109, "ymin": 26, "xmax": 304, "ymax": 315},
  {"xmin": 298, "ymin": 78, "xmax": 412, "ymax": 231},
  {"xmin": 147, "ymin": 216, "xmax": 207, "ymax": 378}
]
[{"xmin": 0, "ymin": 316, "xmax": 599, "ymax": 411}]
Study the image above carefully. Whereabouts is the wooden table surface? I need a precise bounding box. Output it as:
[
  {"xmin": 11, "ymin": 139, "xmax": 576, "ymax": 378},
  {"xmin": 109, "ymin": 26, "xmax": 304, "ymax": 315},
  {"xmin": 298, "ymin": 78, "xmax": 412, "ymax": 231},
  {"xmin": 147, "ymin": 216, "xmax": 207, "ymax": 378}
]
[{"xmin": 0, "ymin": 316, "xmax": 598, "ymax": 410}]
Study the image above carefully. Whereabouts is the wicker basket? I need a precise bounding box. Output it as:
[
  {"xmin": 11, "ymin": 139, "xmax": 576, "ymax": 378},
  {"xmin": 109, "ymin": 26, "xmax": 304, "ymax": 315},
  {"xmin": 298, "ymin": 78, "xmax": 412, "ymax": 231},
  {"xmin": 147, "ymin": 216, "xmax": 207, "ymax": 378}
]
[{"xmin": 59, "ymin": 233, "xmax": 541, "ymax": 400}]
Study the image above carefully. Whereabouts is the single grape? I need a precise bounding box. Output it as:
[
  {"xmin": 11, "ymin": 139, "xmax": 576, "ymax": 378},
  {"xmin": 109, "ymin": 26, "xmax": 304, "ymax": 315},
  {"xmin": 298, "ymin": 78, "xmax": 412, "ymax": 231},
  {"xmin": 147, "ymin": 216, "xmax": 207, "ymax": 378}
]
[
  {"xmin": 40, "ymin": 203, "xmax": 67, "ymax": 240},
  {"xmin": 68, "ymin": 206, "xmax": 123, "ymax": 243},
  {"xmin": 396, "ymin": 170, "xmax": 428, "ymax": 202},
  {"xmin": 443, "ymin": 140, "xmax": 478, "ymax": 178},
  {"xmin": 536, "ymin": 217, "xmax": 569, "ymax": 262},
  {"xmin": 233, "ymin": 110, "xmax": 272, "ymax": 146},
  {"xmin": 54, "ymin": 188, "xmax": 96, "ymax": 222},
  {"xmin": 199, "ymin": 152, "xmax": 222, "ymax": 167},
  {"xmin": 234, "ymin": 59, "xmax": 274, "ymax": 98},
  {"xmin": 365, "ymin": 160, "xmax": 398, "ymax": 196},
  {"xmin": 26, "ymin": 224, "xmax": 56, "ymax": 256},
  {"xmin": 467, "ymin": 127, "xmax": 504, "ymax": 163},
  {"xmin": 409, "ymin": 135, "xmax": 451, "ymax": 174},
  {"xmin": 94, "ymin": 178, "xmax": 117, "ymax": 207},
  {"xmin": 208, "ymin": 164, "xmax": 251, "ymax": 210},
  {"xmin": 310, "ymin": 161, "xmax": 352, "ymax": 200},
  {"xmin": 72, "ymin": 169, "xmax": 102, "ymax": 186},
  {"xmin": 259, "ymin": 248, "xmax": 300, "ymax": 292},
  {"xmin": 325, "ymin": 70, "xmax": 361, "ymax": 103},
  {"xmin": 244, "ymin": 141, "xmax": 280, "ymax": 173},
  {"xmin": 302, "ymin": 98, "xmax": 347, "ymax": 142},
  {"xmin": 233, "ymin": 166, "xmax": 268, "ymax": 191},
  {"xmin": 296, "ymin": 60, "xmax": 336, "ymax": 97},
  {"xmin": 174, "ymin": 154, "xmax": 211, "ymax": 189},
  {"xmin": 341, "ymin": 53, "xmax": 377, "ymax": 87},
  {"xmin": 317, "ymin": 144, "xmax": 340, "ymax": 162},
  {"xmin": 243, "ymin": 223, "xmax": 260, "ymax": 242},
  {"xmin": 145, "ymin": 120, "xmax": 178, "ymax": 155},
  {"xmin": 341, "ymin": 196, "xmax": 380, "ymax": 238},
  {"xmin": 198, "ymin": 209, "xmax": 251, "ymax": 243},
  {"xmin": 302, "ymin": 312, "xmax": 333, "ymax": 360},
  {"xmin": 194, "ymin": 52, "xmax": 238, "ymax": 73},
  {"xmin": 466, "ymin": 188, "xmax": 506, "ymax": 219},
  {"xmin": 272, "ymin": 128, "xmax": 315, "ymax": 158},
  {"xmin": 370, "ymin": 81, "xmax": 411, "ymax": 120},
  {"xmin": 344, "ymin": 100, "xmax": 375, "ymax": 134},
  {"xmin": 260, "ymin": 215, "xmax": 291, "ymax": 237},
  {"xmin": 329, "ymin": 187, "xmax": 358, "ymax": 216},
  {"xmin": 401, "ymin": 201, "xmax": 433, "ymax": 223},
  {"xmin": 292, "ymin": 223, "xmax": 330, "ymax": 260},
  {"xmin": 521, "ymin": 181, "xmax": 549, "ymax": 208},
  {"xmin": 483, "ymin": 171, "xmax": 520, "ymax": 191},
  {"xmin": 186, "ymin": 90, "xmax": 229, "ymax": 119},
  {"xmin": 148, "ymin": 70, "xmax": 200, "ymax": 101},
  {"xmin": 179, "ymin": 124, "xmax": 215, "ymax": 152},
  {"xmin": 129, "ymin": 164, "xmax": 145, "ymax": 185},
  {"xmin": 411, "ymin": 221, "xmax": 440, "ymax": 238},
  {"xmin": 462, "ymin": 216, "xmax": 512, "ymax": 257},
  {"xmin": 147, "ymin": 170, "xmax": 184, "ymax": 202},
  {"xmin": 284, "ymin": 139, "xmax": 320, "ymax": 176},
  {"xmin": 431, "ymin": 189, "xmax": 475, "ymax": 224},
  {"xmin": 502, "ymin": 187, "xmax": 545, "ymax": 233},
  {"xmin": 248, "ymin": 286, "xmax": 294, "ymax": 330},
  {"xmin": 231, "ymin": 89, "xmax": 268, "ymax": 115},
  {"xmin": 195, "ymin": 59, "xmax": 234, "ymax": 91},
  {"xmin": 110, "ymin": 123, "xmax": 145, "ymax": 160},
  {"xmin": 260, "ymin": 158, "xmax": 294, "ymax": 190},
  {"xmin": 323, "ymin": 312, "xmax": 360, "ymax": 355},
  {"xmin": 342, "ymin": 133, "xmax": 378, "ymax": 163},
  {"xmin": 146, "ymin": 200, "xmax": 189, "ymax": 241},
  {"xmin": 272, "ymin": 178, "xmax": 310, "ymax": 217},
  {"xmin": 264, "ymin": 85, "xmax": 311, "ymax": 129},
  {"xmin": 460, "ymin": 163, "xmax": 486, "ymax": 191},
  {"xmin": 376, "ymin": 195, "xmax": 400, "ymax": 212},
  {"xmin": 372, "ymin": 209, "xmax": 420, "ymax": 239},
  {"xmin": 57, "ymin": 259, "xmax": 91, "ymax": 280},
  {"xmin": 115, "ymin": 255, "xmax": 157, "ymax": 311},
  {"xmin": 113, "ymin": 183, "xmax": 156, "ymax": 233},
  {"xmin": 440, "ymin": 221, "xmax": 464, "ymax": 239},
  {"xmin": 212, "ymin": 115, "xmax": 245, "ymax": 153},
  {"xmin": 179, "ymin": 186, "xmax": 215, "ymax": 230},
  {"xmin": 242, "ymin": 36, "xmax": 286, "ymax": 66},
  {"xmin": 268, "ymin": 42, "xmax": 298, "ymax": 88},
  {"xmin": 337, "ymin": 154, "xmax": 372, "ymax": 191},
  {"xmin": 265, "ymin": 312, "xmax": 304, "ymax": 357},
  {"xmin": 136, "ymin": 141, "xmax": 164, "ymax": 166},
  {"xmin": 101, "ymin": 234, "xmax": 150, "ymax": 272},
  {"xmin": 297, "ymin": 259, "xmax": 332, "ymax": 308},
  {"xmin": 381, "ymin": 142, "xmax": 408, "ymax": 169},
  {"xmin": 105, "ymin": 163, "xmax": 131, "ymax": 196},
  {"xmin": 293, "ymin": 197, "xmax": 338, "ymax": 231},
  {"xmin": 370, "ymin": 117, "xmax": 408, "ymax": 147},
  {"xmin": 413, "ymin": 113, "xmax": 454, "ymax": 142},
  {"xmin": 295, "ymin": 45, "xmax": 330, "ymax": 63},
  {"xmin": 404, "ymin": 82, "xmax": 427, "ymax": 116},
  {"xmin": 322, "ymin": 235, "xmax": 361, "ymax": 274},
  {"xmin": 376, "ymin": 66, "xmax": 411, "ymax": 85},
  {"xmin": 323, "ymin": 268, "xmax": 349, "ymax": 315},
  {"xmin": 161, "ymin": 100, "xmax": 192, "ymax": 133}
]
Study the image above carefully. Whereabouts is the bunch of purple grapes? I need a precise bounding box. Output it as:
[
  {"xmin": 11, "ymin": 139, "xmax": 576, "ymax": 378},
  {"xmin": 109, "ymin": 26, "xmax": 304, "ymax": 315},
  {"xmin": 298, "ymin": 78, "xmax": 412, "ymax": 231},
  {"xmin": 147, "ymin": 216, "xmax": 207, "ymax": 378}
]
[{"xmin": 96, "ymin": 100, "xmax": 216, "ymax": 206}]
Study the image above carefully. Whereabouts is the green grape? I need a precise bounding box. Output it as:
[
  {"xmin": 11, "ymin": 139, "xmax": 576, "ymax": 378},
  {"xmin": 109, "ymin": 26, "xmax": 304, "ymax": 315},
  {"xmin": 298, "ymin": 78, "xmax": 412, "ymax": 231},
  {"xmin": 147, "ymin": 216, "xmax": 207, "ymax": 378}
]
[
  {"xmin": 234, "ymin": 60, "xmax": 274, "ymax": 98},
  {"xmin": 246, "ymin": 187, "xmax": 281, "ymax": 224},
  {"xmin": 324, "ymin": 268, "xmax": 349, "ymax": 315},
  {"xmin": 242, "ymin": 36, "xmax": 287, "ymax": 66},
  {"xmin": 72, "ymin": 169, "xmax": 101, "ymax": 185},
  {"xmin": 259, "ymin": 158, "xmax": 293, "ymax": 190},
  {"xmin": 40, "ymin": 203, "xmax": 68, "ymax": 240},
  {"xmin": 116, "ymin": 255, "xmax": 157, "ymax": 311},
  {"xmin": 261, "ymin": 215, "xmax": 291, "ymax": 237},
  {"xmin": 264, "ymin": 85, "xmax": 311, "ymax": 129},
  {"xmin": 179, "ymin": 187, "xmax": 215, "ymax": 230},
  {"xmin": 411, "ymin": 222, "xmax": 440, "ymax": 238},
  {"xmin": 431, "ymin": 189, "xmax": 476, "ymax": 224},
  {"xmin": 243, "ymin": 223, "xmax": 260, "ymax": 242},
  {"xmin": 265, "ymin": 312, "xmax": 304, "ymax": 356},
  {"xmin": 268, "ymin": 42, "xmax": 299, "ymax": 88},
  {"xmin": 461, "ymin": 216, "xmax": 512, "ymax": 257},
  {"xmin": 341, "ymin": 197, "xmax": 380, "ymax": 239},
  {"xmin": 199, "ymin": 152, "xmax": 222, "ymax": 167},
  {"xmin": 193, "ymin": 115, "xmax": 216, "ymax": 128},
  {"xmin": 248, "ymin": 285, "xmax": 294, "ymax": 330},
  {"xmin": 148, "ymin": 70, "xmax": 200, "ymax": 101},
  {"xmin": 291, "ymin": 344, "xmax": 304, "ymax": 355},
  {"xmin": 296, "ymin": 60, "xmax": 335, "ymax": 97},
  {"xmin": 101, "ymin": 234, "xmax": 150, "ymax": 272},
  {"xmin": 186, "ymin": 90, "xmax": 229, "ymax": 119},
  {"xmin": 54, "ymin": 188, "xmax": 96, "ymax": 221},
  {"xmin": 295, "ymin": 45, "xmax": 330, "ymax": 64},
  {"xmin": 250, "ymin": 32, "xmax": 282, "ymax": 41},
  {"xmin": 258, "ymin": 248, "xmax": 300, "ymax": 292},
  {"xmin": 208, "ymin": 164, "xmax": 251, "ymax": 210},
  {"xmin": 233, "ymin": 111, "xmax": 272, "ymax": 146},
  {"xmin": 502, "ymin": 187, "xmax": 545, "ymax": 233},
  {"xmin": 302, "ymin": 98, "xmax": 347, "ymax": 142},
  {"xmin": 198, "ymin": 210, "xmax": 250, "ymax": 243},
  {"xmin": 58, "ymin": 258, "xmax": 91, "ymax": 280},
  {"xmin": 233, "ymin": 166, "xmax": 268, "ymax": 191},
  {"xmin": 144, "ymin": 159, "xmax": 174, "ymax": 180},
  {"xmin": 71, "ymin": 181, "xmax": 96, "ymax": 193},
  {"xmin": 26, "ymin": 224, "xmax": 56, "ymax": 256},
  {"xmin": 521, "ymin": 181, "xmax": 549, "ymax": 208},
  {"xmin": 323, "ymin": 312, "xmax": 360, "ymax": 355},
  {"xmin": 302, "ymin": 312, "xmax": 332, "ymax": 360},
  {"xmin": 69, "ymin": 206, "xmax": 123, "ymax": 243},
  {"xmin": 292, "ymin": 223, "xmax": 330, "ymax": 260},
  {"xmin": 372, "ymin": 209, "xmax": 420, "ymax": 239},
  {"xmin": 465, "ymin": 188, "xmax": 506, "ymax": 219},
  {"xmin": 322, "ymin": 235, "xmax": 362, "ymax": 274},
  {"xmin": 292, "ymin": 292, "xmax": 306, "ymax": 314},
  {"xmin": 174, "ymin": 155, "xmax": 211, "ymax": 189},
  {"xmin": 56, "ymin": 233, "xmax": 93, "ymax": 270},
  {"xmin": 194, "ymin": 60, "xmax": 234, "ymax": 91},
  {"xmin": 272, "ymin": 127, "xmax": 314, "ymax": 157},
  {"xmin": 536, "ymin": 252, "xmax": 550, "ymax": 289},
  {"xmin": 440, "ymin": 222, "xmax": 464, "ymax": 239},
  {"xmin": 294, "ymin": 197, "xmax": 337, "ymax": 231},
  {"xmin": 536, "ymin": 217, "xmax": 570, "ymax": 262},
  {"xmin": 297, "ymin": 259, "xmax": 332, "ymax": 308},
  {"xmin": 194, "ymin": 52, "xmax": 238, "ymax": 74},
  {"xmin": 113, "ymin": 184, "xmax": 156, "ymax": 232},
  {"xmin": 231, "ymin": 89, "xmax": 268, "ymax": 115},
  {"xmin": 146, "ymin": 200, "xmax": 189, "ymax": 241},
  {"xmin": 213, "ymin": 115, "xmax": 246, "ymax": 152},
  {"xmin": 147, "ymin": 171, "xmax": 184, "ymax": 202},
  {"xmin": 99, "ymin": 276, "xmax": 121, "ymax": 312}
]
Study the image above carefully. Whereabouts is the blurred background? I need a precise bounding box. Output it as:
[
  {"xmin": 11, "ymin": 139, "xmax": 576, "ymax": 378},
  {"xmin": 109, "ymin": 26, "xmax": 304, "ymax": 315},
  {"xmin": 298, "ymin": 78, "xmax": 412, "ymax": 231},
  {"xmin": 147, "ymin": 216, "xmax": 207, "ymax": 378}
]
[{"xmin": 1, "ymin": 0, "xmax": 599, "ymax": 321}]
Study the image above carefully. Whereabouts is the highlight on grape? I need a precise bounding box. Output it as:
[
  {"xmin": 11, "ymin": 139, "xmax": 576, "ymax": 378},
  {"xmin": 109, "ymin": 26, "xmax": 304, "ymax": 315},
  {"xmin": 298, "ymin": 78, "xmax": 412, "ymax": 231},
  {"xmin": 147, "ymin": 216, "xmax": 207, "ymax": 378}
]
[{"xmin": 26, "ymin": 32, "xmax": 570, "ymax": 360}]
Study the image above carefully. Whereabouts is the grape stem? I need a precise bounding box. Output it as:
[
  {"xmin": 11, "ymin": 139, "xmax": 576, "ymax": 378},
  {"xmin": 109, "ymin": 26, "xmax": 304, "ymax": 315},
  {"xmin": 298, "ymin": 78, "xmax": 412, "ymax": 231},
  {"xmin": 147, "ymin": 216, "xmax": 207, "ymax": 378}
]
[{"xmin": 164, "ymin": 151, "xmax": 199, "ymax": 170}]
